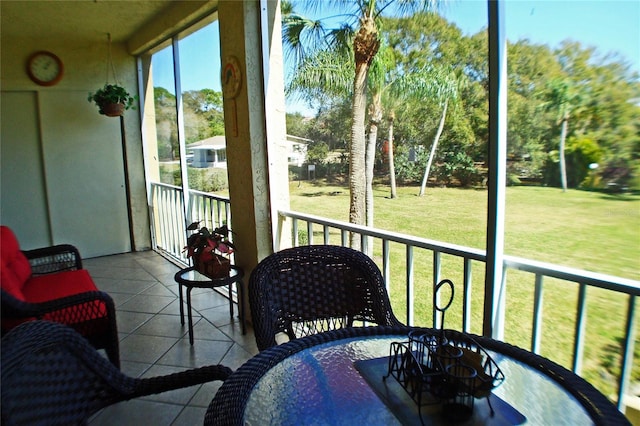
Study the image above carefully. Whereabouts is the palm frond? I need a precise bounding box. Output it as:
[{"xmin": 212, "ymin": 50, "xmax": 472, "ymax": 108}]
[
  {"xmin": 387, "ymin": 64, "xmax": 458, "ymax": 107},
  {"xmin": 282, "ymin": 14, "xmax": 328, "ymax": 67},
  {"xmin": 286, "ymin": 50, "xmax": 354, "ymax": 99},
  {"xmin": 376, "ymin": 0, "xmax": 440, "ymax": 19}
]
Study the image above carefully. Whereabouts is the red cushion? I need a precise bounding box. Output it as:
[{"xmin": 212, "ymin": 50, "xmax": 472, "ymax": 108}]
[
  {"xmin": 22, "ymin": 270, "xmax": 108, "ymax": 324},
  {"xmin": 1, "ymin": 268, "xmax": 26, "ymax": 301},
  {"xmin": 1, "ymin": 226, "xmax": 32, "ymax": 299},
  {"xmin": 23, "ymin": 269, "xmax": 98, "ymax": 302}
]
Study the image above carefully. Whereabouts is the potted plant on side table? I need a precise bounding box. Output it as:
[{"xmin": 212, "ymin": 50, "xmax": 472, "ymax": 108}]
[
  {"xmin": 183, "ymin": 221, "xmax": 235, "ymax": 279},
  {"xmin": 87, "ymin": 83, "xmax": 136, "ymax": 117}
]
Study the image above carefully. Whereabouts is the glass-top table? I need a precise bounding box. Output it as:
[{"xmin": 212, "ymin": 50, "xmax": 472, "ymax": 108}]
[
  {"xmin": 174, "ymin": 265, "xmax": 245, "ymax": 344},
  {"xmin": 206, "ymin": 326, "xmax": 629, "ymax": 425}
]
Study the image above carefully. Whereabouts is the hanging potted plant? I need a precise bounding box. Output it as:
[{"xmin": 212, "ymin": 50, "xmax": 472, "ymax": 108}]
[
  {"xmin": 87, "ymin": 83, "xmax": 136, "ymax": 117},
  {"xmin": 183, "ymin": 221, "xmax": 236, "ymax": 278},
  {"xmin": 87, "ymin": 33, "xmax": 136, "ymax": 117}
]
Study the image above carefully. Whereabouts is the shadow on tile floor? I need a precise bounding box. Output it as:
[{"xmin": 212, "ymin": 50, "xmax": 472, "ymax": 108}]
[{"xmin": 84, "ymin": 250, "xmax": 257, "ymax": 426}]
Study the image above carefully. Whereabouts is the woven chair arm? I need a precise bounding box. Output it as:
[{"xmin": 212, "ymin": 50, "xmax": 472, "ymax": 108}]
[
  {"xmin": 129, "ymin": 365, "xmax": 233, "ymax": 399},
  {"xmin": 2, "ymin": 290, "xmax": 115, "ymax": 318},
  {"xmin": 23, "ymin": 244, "xmax": 83, "ymax": 274}
]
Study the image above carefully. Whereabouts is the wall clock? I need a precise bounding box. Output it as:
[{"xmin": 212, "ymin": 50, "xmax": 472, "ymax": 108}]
[{"xmin": 27, "ymin": 51, "xmax": 64, "ymax": 86}]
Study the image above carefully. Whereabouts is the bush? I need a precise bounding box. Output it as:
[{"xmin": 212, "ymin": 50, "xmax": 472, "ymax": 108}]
[
  {"xmin": 188, "ymin": 168, "xmax": 228, "ymax": 193},
  {"xmin": 307, "ymin": 141, "xmax": 329, "ymax": 165},
  {"xmin": 543, "ymin": 136, "xmax": 602, "ymax": 188},
  {"xmin": 394, "ymin": 147, "xmax": 427, "ymax": 184},
  {"xmin": 452, "ymin": 155, "xmax": 482, "ymax": 187},
  {"xmin": 434, "ymin": 151, "xmax": 481, "ymax": 187}
]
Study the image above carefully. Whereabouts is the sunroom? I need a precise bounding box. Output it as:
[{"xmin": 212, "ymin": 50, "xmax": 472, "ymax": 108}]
[{"xmin": 1, "ymin": 0, "xmax": 638, "ymax": 423}]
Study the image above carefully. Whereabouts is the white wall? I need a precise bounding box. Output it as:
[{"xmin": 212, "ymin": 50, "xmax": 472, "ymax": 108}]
[{"xmin": 0, "ymin": 37, "xmax": 148, "ymax": 256}]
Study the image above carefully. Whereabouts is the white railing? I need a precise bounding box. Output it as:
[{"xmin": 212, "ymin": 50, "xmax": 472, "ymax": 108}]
[
  {"xmin": 150, "ymin": 182, "xmax": 231, "ymax": 265},
  {"xmin": 148, "ymin": 182, "xmax": 639, "ymax": 411},
  {"xmin": 278, "ymin": 209, "xmax": 639, "ymax": 411}
]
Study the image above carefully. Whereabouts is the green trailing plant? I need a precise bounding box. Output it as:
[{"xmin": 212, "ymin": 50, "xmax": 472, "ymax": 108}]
[{"xmin": 87, "ymin": 83, "xmax": 136, "ymax": 115}]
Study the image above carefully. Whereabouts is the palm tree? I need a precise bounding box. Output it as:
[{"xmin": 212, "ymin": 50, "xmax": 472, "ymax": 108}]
[
  {"xmin": 283, "ymin": 0, "xmax": 442, "ymax": 248},
  {"xmin": 381, "ymin": 65, "xmax": 458, "ymax": 197},
  {"xmin": 541, "ymin": 78, "xmax": 581, "ymax": 192}
]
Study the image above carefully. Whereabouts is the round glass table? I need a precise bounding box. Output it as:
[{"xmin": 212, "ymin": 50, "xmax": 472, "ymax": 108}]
[{"xmin": 205, "ymin": 326, "xmax": 629, "ymax": 425}]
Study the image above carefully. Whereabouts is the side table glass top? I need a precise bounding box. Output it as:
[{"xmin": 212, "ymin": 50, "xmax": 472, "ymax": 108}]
[
  {"xmin": 243, "ymin": 335, "xmax": 594, "ymax": 425},
  {"xmin": 176, "ymin": 265, "xmax": 243, "ymax": 284}
]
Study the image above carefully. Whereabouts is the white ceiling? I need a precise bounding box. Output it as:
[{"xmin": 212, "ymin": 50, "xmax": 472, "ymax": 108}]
[{"xmin": 1, "ymin": 0, "xmax": 177, "ymax": 44}]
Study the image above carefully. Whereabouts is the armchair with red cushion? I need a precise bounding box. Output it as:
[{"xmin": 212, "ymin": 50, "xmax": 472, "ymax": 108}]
[{"xmin": 0, "ymin": 226, "xmax": 120, "ymax": 367}]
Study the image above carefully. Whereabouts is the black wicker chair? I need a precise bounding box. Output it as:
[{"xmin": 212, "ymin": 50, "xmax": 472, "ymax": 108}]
[
  {"xmin": 1, "ymin": 226, "xmax": 120, "ymax": 367},
  {"xmin": 249, "ymin": 244, "xmax": 403, "ymax": 351},
  {"xmin": 1, "ymin": 320, "xmax": 233, "ymax": 426}
]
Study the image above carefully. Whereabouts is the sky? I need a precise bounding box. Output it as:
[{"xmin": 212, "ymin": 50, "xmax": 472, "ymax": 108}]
[
  {"xmin": 153, "ymin": 1, "xmax": 639, "ymax": 115},
  {"xmin": 442, "ymin": 0, "xmax": 639, "ymax": 68}
]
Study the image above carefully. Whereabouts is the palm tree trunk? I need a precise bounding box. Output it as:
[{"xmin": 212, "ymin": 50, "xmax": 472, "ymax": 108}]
[
  {"xmin": 419, "ymin": 99, "xmax": 448, "ymax": 196},
  {"xmin": 365, "ymin": 92, "xmax": 382, "ymax": 255},
  {"xmin": 349, "ymin": 15, "xmax": 379, "ymax": 249},
  {"xmin": 388, "ymin": 111, "xmax": 397, "ymax": 199},
  {"xmin": 559, "ymin": 112, "xmax": 568, "ymax": 192},
  {"xmin": 349, "ymin": 61, "xmax": 368, "ymax": 249}
]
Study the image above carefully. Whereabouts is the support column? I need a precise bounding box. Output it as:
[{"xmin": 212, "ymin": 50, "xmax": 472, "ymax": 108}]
[
  {"xmin": 483, "ymin": 0, "xmax": 508, "ymax": 339},
  {"xmin": 218, "ymin": 0, "xmax": 290, "ymax": 282}
]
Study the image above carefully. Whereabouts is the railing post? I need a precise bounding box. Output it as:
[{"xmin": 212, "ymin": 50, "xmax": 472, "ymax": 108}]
[
  {"xmin": 382, "ymin": 240, "xmax": 391, "ymax": 295},
  {"xmin": 463, "ymin": 258, "xmax": 472, "ymax": 333},
  {"xmin": 531, "ymin": 274, "xmax": 544, "ymax": 354},
  {"xmin": 292, "ymin": 218, "xmax": 299, "ymax": 246},
  {"xmin": 433, "ymin": 251, "xmax": 441, "ymax": 328},
  {"xmin": 307, "ymin": 221, "xmax": 313, "ymax": 245},
  {"xmin": 618, "ymin": 295, "xmax": 636, "ymax": 411},
  {"xmin": 572, "ymin": 283, "xmax": 587, "ymax": 374},
  {"xmin": 406, "ymin": 245, "xmax": 414, "ymax": 326}
]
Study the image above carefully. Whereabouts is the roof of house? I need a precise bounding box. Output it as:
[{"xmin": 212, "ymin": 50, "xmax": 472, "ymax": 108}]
[
  {"xmin": 187, "ymin": 134, "xmax": 309, "ymax": 152},
  {"xmin": 187, "ymin": 135, "xmax": 226, "ymax": 151}
]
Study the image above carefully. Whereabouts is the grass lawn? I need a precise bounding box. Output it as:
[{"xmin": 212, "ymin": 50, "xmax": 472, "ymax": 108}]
[{"xmin": 289, "ymin": 181, "xmax": 640, "ymax": 400}]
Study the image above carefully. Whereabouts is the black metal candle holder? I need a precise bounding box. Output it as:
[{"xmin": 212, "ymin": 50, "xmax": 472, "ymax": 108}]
[{"xmin": 383, "ymin": 279, "xmax": 505, "ymax": 424}]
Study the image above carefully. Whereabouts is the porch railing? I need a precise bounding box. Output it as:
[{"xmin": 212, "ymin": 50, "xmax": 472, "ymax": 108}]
[
  {"xmin": 279, "ymin": 209, "xmax": 639, "ymax": 412},
  {"xmin": 149, "ymin": 181, "xmax": 639, "ymax": 411},
  {"xmin": 150, "ymin": 182, "xmax": 232, "ymax": 265}
]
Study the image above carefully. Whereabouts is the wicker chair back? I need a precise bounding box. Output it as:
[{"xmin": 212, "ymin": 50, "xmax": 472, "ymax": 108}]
[{"xmin": 249, "ymin": 245, "xmax": 402, "ymax": 351}]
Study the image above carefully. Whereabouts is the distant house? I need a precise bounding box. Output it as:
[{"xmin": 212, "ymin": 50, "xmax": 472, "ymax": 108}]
[
  {"xmin": 286, "ymin": 135, "xmax": 310, "ymax": 166},
  {"xmin": 187, "ymin": 134, "xmax": 309, "ymax": 168},
  {"xmin": 186, "ymin": 136, "xmax": 227, "ymax": 168}
]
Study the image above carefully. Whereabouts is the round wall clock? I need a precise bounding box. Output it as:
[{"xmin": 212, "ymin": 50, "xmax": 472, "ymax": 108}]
[
  {"xmin": 222, "ymin": 56, "xmax": 242, "ymax": 99},
  {"xmin": 27, "ymin": 51, "xmax": 64, "ymax": 86}
]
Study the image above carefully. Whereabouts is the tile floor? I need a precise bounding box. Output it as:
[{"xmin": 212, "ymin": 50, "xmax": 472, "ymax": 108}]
[{"xmin": 84, "ymin": 250, "xmax": 257, "ymax": 426}]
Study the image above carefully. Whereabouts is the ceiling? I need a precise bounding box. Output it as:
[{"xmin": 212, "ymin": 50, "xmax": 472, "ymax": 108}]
[{"xmin": 1, "ymin": 0, "xmax": 180, "ymax": 44}]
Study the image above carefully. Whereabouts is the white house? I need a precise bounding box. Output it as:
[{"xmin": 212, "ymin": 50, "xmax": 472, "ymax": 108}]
[
  {"xmin": 286, "ymin": 134, "xmax": 310, "ymax": 166},
  {"xmin": 186, "ymin": 136, "xmax": 227, "ymax": 168},
  {"xmin": 187, "ymin": 134, "xmax": 309, "ymax": 168}
]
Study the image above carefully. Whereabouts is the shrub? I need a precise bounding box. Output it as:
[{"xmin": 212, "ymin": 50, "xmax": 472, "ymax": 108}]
[{"xmin": 188, "ymin": 168, "xmax": 228, "ymax": 193}]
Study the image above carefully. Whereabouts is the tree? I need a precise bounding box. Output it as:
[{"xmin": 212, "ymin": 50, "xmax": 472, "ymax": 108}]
[
  {"xmin": 154, "ymin": 87, "xmax": 178, "ymax": 161},
  {"xmin": 283, "ymin": 0, "xmax": 442, "ymax": 249},
  {"xmin": 381, "ymin": 13, "xmax": 477, "ymax": 190},
  {"xmin": 541, "ymin": 78, "xmax": 581, "ymax": 192},
  {"xmin": 412, "ymin": 68, "xmax": 458, "ymax": 196}
]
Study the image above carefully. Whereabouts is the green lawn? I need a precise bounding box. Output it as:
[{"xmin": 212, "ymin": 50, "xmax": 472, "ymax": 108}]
[{"xmin": 289, "ymin": 181, "xmax": 640, "ymax": 400}]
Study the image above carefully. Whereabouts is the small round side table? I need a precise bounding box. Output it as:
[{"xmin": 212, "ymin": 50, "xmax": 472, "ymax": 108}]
[{"xmin": 174, "ymin": 265, "xmax": 245, "ymax": 345}]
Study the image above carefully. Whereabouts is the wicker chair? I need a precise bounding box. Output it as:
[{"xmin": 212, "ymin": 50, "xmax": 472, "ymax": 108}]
[
  {"xmin": 0, "ymin": 226, "xmax": 120, "ymax": 367},
  {"xmin": 1, "ymin": 321, "xmax": 233, "ymax": 426},
  {"xmin": 249, "ymin": 244, "xmax": 403, "ymax": 351}
]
